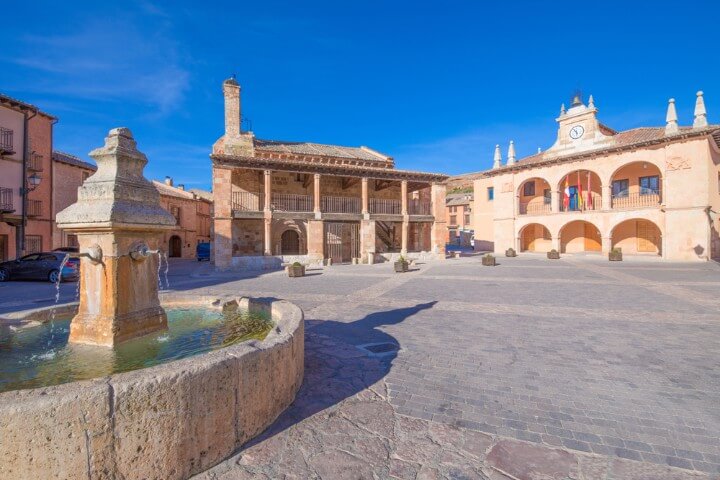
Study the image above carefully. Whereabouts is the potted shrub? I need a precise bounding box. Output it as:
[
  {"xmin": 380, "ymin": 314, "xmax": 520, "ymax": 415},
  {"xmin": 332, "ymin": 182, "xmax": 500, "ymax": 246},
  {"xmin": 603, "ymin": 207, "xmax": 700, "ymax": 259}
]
[
  {"xmin": 482, "ymin": 254, "xmax": 496, "ymax": 266},
  {"xmin": 609, "ymin": 247, "xmax": 623, "ymax": 261},
  {"xmin": 505, "ymin": 248, "xmax": 517, "ymax": 257},
  {"xmin": 547, "ymin": 249, "xmax": 560, "ymax": 260},
  {"xmin": 288, "ymin": 261, "xmax": 305, "ymax": 277},
  {"xmin": 394, "ymin": 256, "xmax": 409, "ymax": 273}
]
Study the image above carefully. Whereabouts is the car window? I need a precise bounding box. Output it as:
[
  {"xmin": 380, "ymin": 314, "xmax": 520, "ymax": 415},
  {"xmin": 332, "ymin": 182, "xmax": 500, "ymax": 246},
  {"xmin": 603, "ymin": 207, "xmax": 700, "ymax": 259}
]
[
  {"xmin": 20, "ymin": 254, "xmax": 40, "ymax": 261},
  {"xmin": 40, "ymin": 254, "xmax": 58, "ymax": 261}
]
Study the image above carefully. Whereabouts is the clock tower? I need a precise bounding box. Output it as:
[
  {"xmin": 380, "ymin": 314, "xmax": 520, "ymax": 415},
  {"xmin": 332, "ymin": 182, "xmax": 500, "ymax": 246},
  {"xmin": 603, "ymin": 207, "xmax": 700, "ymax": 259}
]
[{"xmin": 545, "ymin": 93, "xmax": 615, "ymax": 157}]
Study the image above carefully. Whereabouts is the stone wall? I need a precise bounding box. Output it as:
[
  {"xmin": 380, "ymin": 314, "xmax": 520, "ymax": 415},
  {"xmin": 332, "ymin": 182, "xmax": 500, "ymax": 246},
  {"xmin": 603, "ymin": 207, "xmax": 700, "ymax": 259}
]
[{"xmin": 0, "ymin": 296, "xmax": 304, "ymax": 480}]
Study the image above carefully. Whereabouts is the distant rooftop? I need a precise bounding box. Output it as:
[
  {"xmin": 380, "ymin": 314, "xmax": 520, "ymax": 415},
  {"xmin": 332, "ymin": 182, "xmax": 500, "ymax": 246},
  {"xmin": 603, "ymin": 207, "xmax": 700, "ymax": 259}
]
[
  {"xmin": 0, "ymin": 93, "xmax": 57, "ymax": 120},
  {"xmin": 52, "ymin": 151, "xmax": 96, "ymax": 171},
  {"xmin": 254, "ymin": 138, "xmax": 393, "ymax": 165}
]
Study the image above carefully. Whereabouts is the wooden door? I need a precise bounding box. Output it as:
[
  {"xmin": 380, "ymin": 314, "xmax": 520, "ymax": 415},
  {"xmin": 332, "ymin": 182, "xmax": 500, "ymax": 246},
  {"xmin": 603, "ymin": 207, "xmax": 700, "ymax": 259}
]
[
  {"xmin": 280, "ymin": 230, "xmax": 300, "ymax": 255},
  {"xmin": 584, "ymin": 223, "xmax": 601, "ymax": 251},
  {"xmin": 325, "ymin": 223, "xmax": 343, "ymax": 264},
  {"xmin": 0, "ymin": 234, "xmax": 6, "ymax": 262},
  {"xmin": 637, "ymin": 220, "xmax": 659, "ymax": 253},
  {"xmin": 169, "ymin": 236, "xmax": 182, "ymax": 257}
]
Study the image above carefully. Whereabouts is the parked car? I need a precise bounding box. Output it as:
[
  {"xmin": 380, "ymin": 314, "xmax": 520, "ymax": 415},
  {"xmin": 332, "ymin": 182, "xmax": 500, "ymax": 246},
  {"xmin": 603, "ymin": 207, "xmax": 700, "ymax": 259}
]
[
  {"xmin": 53, "ymin": 246, "xmax": 80, "ymax": 254},
  {"xmin": 196, "ymin": 242, "xmax": 211, "ymax": 261},
  {"xmin": 0, "ymin": 252, "xmax": 79, "ymax": 283}
]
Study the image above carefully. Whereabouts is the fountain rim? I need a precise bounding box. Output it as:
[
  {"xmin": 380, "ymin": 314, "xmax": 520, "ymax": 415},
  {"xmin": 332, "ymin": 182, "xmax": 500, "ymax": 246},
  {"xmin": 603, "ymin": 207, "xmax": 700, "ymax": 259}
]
[{"xmin": 0, "ymin": 294, "xmax": 302, "ymax": 399}]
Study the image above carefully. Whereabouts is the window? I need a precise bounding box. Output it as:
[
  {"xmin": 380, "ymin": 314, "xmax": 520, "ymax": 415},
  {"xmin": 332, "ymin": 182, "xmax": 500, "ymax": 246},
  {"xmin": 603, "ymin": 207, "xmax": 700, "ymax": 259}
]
[
  {"xmin": 26, "ymin": 235, "xmax": 42, "ymax": 254},
  {"xmin": 487, "ymin": 187, "xmax": 494, "ymax": 201},
  {"xmin": 66, "ymin": 234, "xmax": 79, "ymax": 247},
  {"xmin": 464, "ymin": 214, "xmax": 470, "ymax": 225},
  {"xmin": 612, "ymin": 179, "xmax": 629, "ymax": 197},
  {"xmin": 449, "ymin": 215, "xmax": 457, "ymax": 225},
  {"xmin": 639, "ymin": 175, "xmax": 659, "ymax": 195},
  {"xmin": 523, "ymin": 182, "xmax": 535, "ymax": 197},
  {"xmin": 543, "ymin": 188, "xmax": 551, "ymax": 205},
  {"xmin": 170, "ymin": 206, "xmax": 181, "ymax": 225}
]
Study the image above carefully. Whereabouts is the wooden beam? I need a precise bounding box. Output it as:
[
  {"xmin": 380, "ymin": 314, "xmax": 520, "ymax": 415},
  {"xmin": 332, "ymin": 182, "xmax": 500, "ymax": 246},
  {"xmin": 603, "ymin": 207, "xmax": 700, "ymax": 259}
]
[
  {"xmin": 374, "ymin": 179, "xmax": 393, "ymax": 191},
  {"xmin": 342, "ymin": 177, "xmax": 360, "ymax": 190}
]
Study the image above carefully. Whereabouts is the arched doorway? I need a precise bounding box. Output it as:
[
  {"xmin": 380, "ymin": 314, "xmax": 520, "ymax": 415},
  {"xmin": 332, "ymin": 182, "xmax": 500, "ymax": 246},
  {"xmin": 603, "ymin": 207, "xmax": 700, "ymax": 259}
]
[
  {"xmin": 169, "ymin": 235, "xmax": 182, "ymax": 257},
  {"xmin": 560, "ymin": 220, "xmax": 601, "ymax": 253},
  {"xmin": 520, "ymin": 223, "xmax": 552, "ymax": 252},
  {"xmin": 611, "ymin": 219, "xmax": 661, "ymax": 255},
  {"xmin": 280, "ymin": 230, "xmax": 300, "ymax": 255}
]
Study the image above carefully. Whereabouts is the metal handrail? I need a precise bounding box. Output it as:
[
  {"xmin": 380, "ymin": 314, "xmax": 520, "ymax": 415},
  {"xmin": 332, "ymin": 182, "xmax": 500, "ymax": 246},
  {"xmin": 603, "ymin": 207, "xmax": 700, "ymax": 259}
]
[
  {"xmin": 231, "ymin": 191, "xmax": 263, "ymax": 211},
  {"xmin": 611, "ymin": 191, "xmax": 661, "ymax": 209},
  {"xmin": 370, "ymin": 198, "xmax": 401, "ymax": 214},
  {"xmin": 0, "ymin": 127, "xmax": 12, "ymax": 151},
  {"xmin": 0, "ymin": 187, "xmax": 13, "ymax": 211},
  {"xmin": 321, "ymin": 195, "xmax": 361, "ymax": 213},
  {"xmin": 271, "ymin": 193, "xmax": 313, "ymax": 212}
]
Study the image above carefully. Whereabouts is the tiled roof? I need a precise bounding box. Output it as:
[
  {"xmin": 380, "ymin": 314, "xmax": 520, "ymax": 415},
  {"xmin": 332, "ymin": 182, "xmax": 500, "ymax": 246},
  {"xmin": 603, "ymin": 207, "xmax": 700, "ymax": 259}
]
[
  {"xmin": 0, "ymin": 93, "xmax": 56, "ymax": 119},
  {"xmin": 490, "ymin": 125, "xmax": 720, "ymax": 174},
  {"xmin": 189, "ymin": 188, "xmax": 213, "ymax": 202},
  {"xmin": 52, "ymin": 151, "xmax": 97, "ymax": 171},
  {"xmin": 152, "ymin": 180, "xmax": 197, "ymax": 200},
  {"xmin": 254, "ymin": 138, "xmax": 392, "ymax": 163},
  {"xmin": 446, "ymin": 194, "xmax": 473, "ymax": 206}
]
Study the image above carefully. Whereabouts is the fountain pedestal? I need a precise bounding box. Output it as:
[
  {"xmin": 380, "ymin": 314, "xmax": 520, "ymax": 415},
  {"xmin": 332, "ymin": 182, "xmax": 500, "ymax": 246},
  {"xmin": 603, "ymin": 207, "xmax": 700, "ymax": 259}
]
[{"xmin": 56, "ymin": 128, "xmax": 176, "ymax": 347}]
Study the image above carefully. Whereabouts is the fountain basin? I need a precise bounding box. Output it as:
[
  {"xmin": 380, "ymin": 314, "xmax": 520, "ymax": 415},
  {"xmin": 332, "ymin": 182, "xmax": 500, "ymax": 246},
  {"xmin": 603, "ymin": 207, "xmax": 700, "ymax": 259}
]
[{"xmin": 0, "ymin": 295, "xmax": 304, "ymax": 480}]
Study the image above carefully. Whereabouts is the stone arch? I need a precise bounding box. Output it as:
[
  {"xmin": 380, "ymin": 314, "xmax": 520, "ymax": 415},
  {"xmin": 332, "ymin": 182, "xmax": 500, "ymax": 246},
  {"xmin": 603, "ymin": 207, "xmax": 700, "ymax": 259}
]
[
  {"xmin": 610, "ymin": 218, "xmax": 662, "ymax": 255},
  {"xmin": 555, "ymin": 169, "xmax": 602, "ymax": 212},
  {"xmin": 517, "ymin": 177, "xmax": 552, "ymax": 215},
  {"xmin": 271, "ymin": 219, "xmax": 307, "ymax": 256},
  {"xmin": 607, "ymin": 161, "xmax": 663, "ymax": 208},
  {"xmin": 280, "ymin": 230, "xmax": 301, "ymax": 255},
  {"xmin": 519, "ymin": 223, "xmax": 552, "ymax": 252},
  {"xmin": 559, "ymin": 219, "xmax": 602, "ymax": 253}
]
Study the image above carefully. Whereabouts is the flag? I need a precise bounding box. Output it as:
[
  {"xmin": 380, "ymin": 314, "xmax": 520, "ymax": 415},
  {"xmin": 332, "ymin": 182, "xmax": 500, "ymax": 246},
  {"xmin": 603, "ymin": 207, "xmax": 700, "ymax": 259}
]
[
  {"xmin": 587, "ymin": 171, "xmax": 593, "ymax": 209},
  {"xmin": 563, "ymin": 175, "xmax": 570, "ymax": 210},
  {"xmin": 577, "ymin": 171, "xmax": 584, "ymax": 210}
]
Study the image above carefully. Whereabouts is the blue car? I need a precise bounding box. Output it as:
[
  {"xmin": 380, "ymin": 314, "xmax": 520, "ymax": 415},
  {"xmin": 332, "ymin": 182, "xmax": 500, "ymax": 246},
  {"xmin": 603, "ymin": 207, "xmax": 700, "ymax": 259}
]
[{"xmin": 196, "ymin": 242, "xmax": 211, "ymax": 261}]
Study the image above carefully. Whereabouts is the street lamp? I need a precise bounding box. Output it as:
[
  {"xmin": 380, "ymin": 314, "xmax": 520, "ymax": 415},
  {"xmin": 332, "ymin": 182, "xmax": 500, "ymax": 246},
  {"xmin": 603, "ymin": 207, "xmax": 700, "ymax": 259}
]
[{"xmin": 27, "ymin": 172, "xmax": 41, "ymax": 191}]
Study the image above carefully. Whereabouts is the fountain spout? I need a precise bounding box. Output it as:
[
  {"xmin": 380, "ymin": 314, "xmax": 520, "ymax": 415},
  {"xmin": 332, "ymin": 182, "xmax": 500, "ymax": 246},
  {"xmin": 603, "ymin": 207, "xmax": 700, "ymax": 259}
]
[
  {"xmin": 67, "ymin": 244, "xmax": 103, "ymax": 264},
  {"xmin": 128, "ymin": 243, "xmax": 161, "ymax": 261}
]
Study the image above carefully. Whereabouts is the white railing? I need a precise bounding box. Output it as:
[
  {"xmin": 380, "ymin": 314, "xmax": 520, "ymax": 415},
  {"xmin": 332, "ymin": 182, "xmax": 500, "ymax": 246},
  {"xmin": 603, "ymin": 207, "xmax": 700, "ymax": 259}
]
[
  {"xmin": 272, "ymin": 193, "xmax": 313, "ymax": 212},
  {"xmin": 408, "ymin": 200, "xmax": 431, "ymax": 215},
  {"xmin": 612, "ymin": 192, "xmax": 661, "ymax": 209},
  {"xmin": 232, "ymin": 191, "xmax": 263, "ymax": 211},
  {"xmin": 519, "ymin": 201, "xmax": 551, "ymax": 215},
  {"xmin": 321, "ymin": 195, "xmax": 361, "ymax": 213},
  {"xmin": 370, "ymin": 198, "xmax": 401, "ymax": 214}
]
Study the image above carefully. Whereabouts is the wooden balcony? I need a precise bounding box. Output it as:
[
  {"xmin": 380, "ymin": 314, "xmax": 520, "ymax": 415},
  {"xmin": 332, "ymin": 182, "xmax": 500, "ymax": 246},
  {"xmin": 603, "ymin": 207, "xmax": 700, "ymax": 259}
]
[
  {"xmin": 27, "ymin": 199, "xmax": 42, "ymax": 217},
  {"xmin": 231, "ymin": 191, "xmax": 263, "ymax": 211},
  {"xmin": 0, "ymin": 187, "xmax": 13, "ymax": 213},
  {"xmin": 408, "ymin": 200, "xmax": 431, "ymax": 215},
  {"xmin": 611, "ymin": 192, "xmax": 661, "ymax": 209},
  {"xmin": 370, "ymin": 198, "xmax": 401, "ymax": 215},
  {"xmin": 271, "ymin": 193, "xmax": 312, "ymax": 212},
  {"xmin": 519, "ymin": 201, "xmax": 551, "ymax": 215},
  {"xmin": 321, "ymin": 195, "xmax": 360, "ymax": 214}
]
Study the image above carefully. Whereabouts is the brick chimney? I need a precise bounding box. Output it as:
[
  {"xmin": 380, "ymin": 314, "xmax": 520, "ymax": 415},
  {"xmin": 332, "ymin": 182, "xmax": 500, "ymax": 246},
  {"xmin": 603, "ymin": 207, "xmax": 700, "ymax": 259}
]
[
  {"xmin": 223, "ymin": 75, "xmax": 241, "ymax": 138},
  {"xmin": 177, "ymin": 184, "xmax": 185, "ymax": 191},
  {"xmin": 165, "ymin": 176, "xmax": 173, "ymax": 186}
]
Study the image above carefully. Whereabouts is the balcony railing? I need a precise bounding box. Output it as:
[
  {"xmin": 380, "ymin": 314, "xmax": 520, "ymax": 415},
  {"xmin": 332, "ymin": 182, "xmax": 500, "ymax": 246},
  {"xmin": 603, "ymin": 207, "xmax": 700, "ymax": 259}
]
[
  {"xmin": 321, "ymin": 195, "xmax": 360, "ymax": 213},
  {"xmin": 231, "ymin": 191, "xmax": 263, "ymax": 211},
  {"xmin": 0, "ymin": 187, "xmax": 13, "ymax": 212},
  {"xmin": 560, "ymin": 192, "xmax": 602, "ymax": 212},
  {"xmin": 408, "ymin": 200, "xmax": 431, "ymax": 215},
  {"xmin": 27, "ymin": 152, "xmax": 43, "ymax": 171},
  {"xmin": 27, "ymin": 199, "xmax": 42, "ymax": 217},
  {"xmin": 370, "ymin": 198, "xmax": 401, "ymax": 215},
  {"xmin": 271, "ymin": 193, "xmax": 313, "ymax": 212},
  {"xmin": 611, "ymin": 191, "xmax": 661, "ymax": 209},
  {"xmin": 519, "ymin": 201, "xmax": 551, "ymax": 215},
  {"xmin": 0, "ymin": 127, "xmax": 13, "ymax": 153}
]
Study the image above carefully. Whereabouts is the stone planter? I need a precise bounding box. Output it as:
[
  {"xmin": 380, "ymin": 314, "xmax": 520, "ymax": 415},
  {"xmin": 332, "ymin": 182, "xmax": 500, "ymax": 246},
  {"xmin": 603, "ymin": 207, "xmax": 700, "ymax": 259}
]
[
  {"xmin": 547, "ymin": 250, "xmax": 560, "ymax": 260},
  {"xmin": 609, "ymin": 249, "xmax": 623, "ymax": 261},
  {"xmin": 482, "ymin": 255, "xmax": 496, "ymax": 266},
  {"xmin": 288, "ymin": 265, "xmax": 305, "ymax": 277},
  {"xmin": 505, "ymin": 248, "xmax": 517, "ymax": 257},
  {"xmin": 394, "ymin": 260, "xmax": 409, "ymax": 273}
]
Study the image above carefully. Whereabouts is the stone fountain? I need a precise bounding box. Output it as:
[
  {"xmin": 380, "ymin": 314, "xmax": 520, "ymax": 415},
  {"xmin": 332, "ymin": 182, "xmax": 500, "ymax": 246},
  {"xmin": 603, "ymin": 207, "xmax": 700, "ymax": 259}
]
[{"xmin": 56, "ymin": 127, "xmax": 176, "ymax": 346}]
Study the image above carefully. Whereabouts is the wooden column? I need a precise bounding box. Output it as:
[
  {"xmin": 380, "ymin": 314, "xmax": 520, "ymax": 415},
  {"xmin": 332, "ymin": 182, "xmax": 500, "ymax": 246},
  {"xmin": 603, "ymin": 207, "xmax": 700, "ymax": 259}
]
[
  {"xmin": 263, "ymin": 170, "xmax": 272, "ymax": 211},
  {"xmin": 401, "ymin": 180, "xmax": 409, "ymax": 255},
  {"xmin": 361, "ymin": 177, "xmax": 369, "ymax": 215},
  {"xmin": 313, "ymin": 174, "xmax": 321, "ymax": 215},
  {"xmin": 264, "ymin": 218, "xmax": 272, "ymax": 256},
  {"xmin": 401, "ymin": 180, "xmax": 408, "ymax": 215}
]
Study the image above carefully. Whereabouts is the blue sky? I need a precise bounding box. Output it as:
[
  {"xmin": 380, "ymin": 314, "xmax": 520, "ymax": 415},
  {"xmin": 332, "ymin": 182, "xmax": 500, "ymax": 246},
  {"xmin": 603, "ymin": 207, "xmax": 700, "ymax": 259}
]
[{"xmin": 2, "ymin": 1, "xmax": 718, "ymax": 190}]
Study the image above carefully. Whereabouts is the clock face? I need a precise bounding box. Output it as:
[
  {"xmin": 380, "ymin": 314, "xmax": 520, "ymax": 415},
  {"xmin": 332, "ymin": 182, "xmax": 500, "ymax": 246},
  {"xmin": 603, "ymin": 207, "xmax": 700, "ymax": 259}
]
[{"xmin": 569, "ymin": 125, "xmax": 585, "ymax": 140}]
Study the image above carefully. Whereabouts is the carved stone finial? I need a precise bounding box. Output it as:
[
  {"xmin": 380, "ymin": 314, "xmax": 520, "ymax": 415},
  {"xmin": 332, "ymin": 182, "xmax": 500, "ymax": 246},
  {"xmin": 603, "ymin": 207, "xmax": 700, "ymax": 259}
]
[
  {"xmin": 588, "ymin": 94, "xmax": 595, "ymax": 108},
  {"xmin": 492, "ymin": 144, "xmax": 502, "ymax": 169},
  {"xmin": 694, "ymin": 90, "xmax": 708, "ymax": 128},
  {"xmin": 560, "ymin": 103, "xmax": 566, "ymax": 115},
  {"xmin": 665, "ymin": 98, "xmax": 679, "ymax": 134},
  {"xmin": 507, "ymin": 141, "xmax": 516, "ymax": 165}
]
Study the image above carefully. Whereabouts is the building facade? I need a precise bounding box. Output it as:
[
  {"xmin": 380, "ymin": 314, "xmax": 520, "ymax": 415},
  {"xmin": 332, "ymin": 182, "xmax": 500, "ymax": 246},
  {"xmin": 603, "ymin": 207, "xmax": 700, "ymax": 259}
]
[
  {"xmin": 446, "ymin": 192, "xmax": 473, "ymax": 246},
  {"xmin": 0, "ymin": 94, "xmax": 56, "ymax": 261},
  {"xmin": 51, "ymin": 151, "xmax": 97, "ymax": 249},
  {"xmin": 471, "ymin": 92, "xmax": 720, "ymax": 261},
  {"xmin": 153, "ymin": 178, "xmax": 213, "ymax": 259},
  {"xmin": 211, "ymin": 77, "xmax": 448, "ymax": 269},
  {"xmin": 473, "ymin": 92, "xmax": 720, "ymax": 261}
]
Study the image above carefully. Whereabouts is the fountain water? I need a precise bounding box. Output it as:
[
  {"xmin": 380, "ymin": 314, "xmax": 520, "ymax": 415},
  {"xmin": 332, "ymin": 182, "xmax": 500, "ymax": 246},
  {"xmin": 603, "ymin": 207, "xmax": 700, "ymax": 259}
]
[{"xmin": 56, "ymin": 127, "xmax": 177, "ymax": 347}]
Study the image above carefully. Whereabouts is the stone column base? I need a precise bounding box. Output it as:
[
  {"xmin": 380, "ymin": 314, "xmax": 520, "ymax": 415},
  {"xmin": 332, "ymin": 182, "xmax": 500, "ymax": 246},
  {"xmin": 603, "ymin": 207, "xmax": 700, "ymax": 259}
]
[{"xmin": 69, "ymin": 306, "xmax": 168, "ymax": 347}]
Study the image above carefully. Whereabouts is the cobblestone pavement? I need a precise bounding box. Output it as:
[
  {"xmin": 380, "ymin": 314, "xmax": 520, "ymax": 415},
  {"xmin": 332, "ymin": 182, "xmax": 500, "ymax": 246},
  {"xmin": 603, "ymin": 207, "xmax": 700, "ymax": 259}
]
[{"xmin": 5, "ymin": 256, "xmax": 720, "ymax": 477}]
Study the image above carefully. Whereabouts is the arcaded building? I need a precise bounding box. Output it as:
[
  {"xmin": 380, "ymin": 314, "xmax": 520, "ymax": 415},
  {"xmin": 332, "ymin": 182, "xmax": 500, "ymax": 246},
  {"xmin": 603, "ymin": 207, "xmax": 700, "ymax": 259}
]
[
  {"xmin": 211, "ymin": 77, "xmax": 448, "ymax": 269},
  {"xmin": 470, "ymin": 92, "xmax": 720, "ymax": 261}
]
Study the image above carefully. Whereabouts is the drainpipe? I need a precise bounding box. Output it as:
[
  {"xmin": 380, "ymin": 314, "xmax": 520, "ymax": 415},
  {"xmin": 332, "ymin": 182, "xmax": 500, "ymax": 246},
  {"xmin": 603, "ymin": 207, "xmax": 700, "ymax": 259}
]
[
  {"xmin": 19, "ymin": 108, "xmax": 38, "ymax": 256},
  {"xmin": 49, "ymin": 118, "xmax": 58, "ymax": 249}
]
